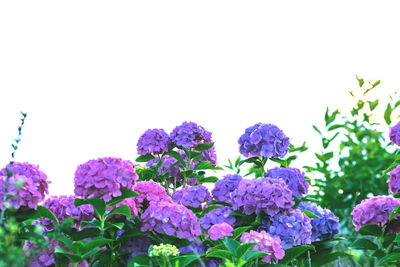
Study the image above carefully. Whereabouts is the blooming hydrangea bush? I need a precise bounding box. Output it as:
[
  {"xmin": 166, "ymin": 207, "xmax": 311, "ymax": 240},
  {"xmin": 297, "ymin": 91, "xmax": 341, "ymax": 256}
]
[
  {"xmin": 173, "ymin": 185, "xmax": 212, "ymax": 208},
  {"xmin": 266, "ymin": 167, "xmax": 309, "ymax": 199}
]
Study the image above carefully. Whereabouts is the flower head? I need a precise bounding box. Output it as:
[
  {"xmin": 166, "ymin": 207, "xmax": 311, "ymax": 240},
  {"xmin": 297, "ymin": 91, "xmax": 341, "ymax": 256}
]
[
  {"xmin": 74, "ymin": 157, "xmax": 138, "ymax": 202},
  {"xmin": 240, "ymin": 230, "xmax": 285, "ymax": 264},
  {"xmin": 119, "ymin": 235, "xmax": 154, "ymax": 263},
  {"xmin": 351, "ymin": 195, "xmax": 400, "ymax": 231},
  {"xmin": 231, "ymin": 178, "xmax": 294, "ymax": 216},
  {"xmin": 298, "ymin": 201, "xmax": 340, "ymax": 242},
  {"xmin": 133, "ymin": 180, "xmax": 171, "ymax": 209},
  {"xmin": 170, "ymin": 121, "xmax": 212, "ymax": 148},
  {"xmin": 141, "ymin": 201, "xmax": 201, "ymax": 241},
  {"xmin": 149, "ymin": 244, "xmax": 180, "ymax": 257},
  {"xmin": 208, "ymin": 223, "xmax": 233, "ymax": 241},
  {"xmin": 390, "ymin": 121, "xmax": 400, "ymax": 146},
  {"xmin": 137, "ymin": 128, "xmax": 170, "ymax": 155},
  {"xmin": 238, "ymin": 123, "xmax": 290, "ymax": 158},
  {"xmin": 173, "ymin": 185, "xmax": 212, "ymax": 208},
  {"xmin": 211, "ymin": 174, "xmax": 243, "ymax": 204},
  {"xmin": 266, "ymin": 167, "xmax": 309, "ymax": 199},
  {"xmin": 388, "ymin": 165, "xmax": 400, "ymax": 194},
  {"xmin": 200, "ymin": 206, "xmax": 236, "ymax": 230},
  {"xmin": 179, "ymin": 240, "xmax": 207, "ymax": 254},
  {"xmin": 259, "ymin": 209, "xmax": 312, "ymax": 249}
]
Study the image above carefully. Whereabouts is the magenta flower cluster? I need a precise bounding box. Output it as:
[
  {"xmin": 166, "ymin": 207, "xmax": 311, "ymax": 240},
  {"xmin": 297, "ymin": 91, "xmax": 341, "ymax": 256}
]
[
  {"xmin": 40, "ymin": 195, "xmax": 94, "ymax": 231},
  {"xmin": 74, "ymin": 157, "xmax": 138, "ymax": 202},
  {"xmin": 238, "ymin": 123, "xmax": 290, "ymax": 158},
  {"xmin": 200, "ymin": 206, "xmax": 236, "ymax": 230},
  {"xmin": 173, "ymin": 185, "xmax": 212, "ymax": 208},
  {"xmin": 266, "ymin": 167, "xmax": 309, "ymax": 199},
  {"xmin": 389, "ymin": 121, "xmax": 400, "ymax": 146},
  {"xmin": 240, "ymin": 230, "xmax": 285, "ymax": 264},
  {"xmin": 211, "ymin": 174, "xmax": 242, "ymax": 204},
  {"xmin": 208, "ymin": 222, "xmax": 233, "ymax": 240},
  {"xmin": 140, "ymin": 201, "xmax": 201, "ymax": 241},
  {"xmin": 0, "ymin": 162, "xmax": 49, "ymax": 210},
  {"xmin": 298, "ymin": 201, "xmax": 339, "ymax": 242},
  {"xmin": 133, "ymin": 180, "xmax": 171, "ymax": 209},
  {"xmin": 170, "ymin": 121, "xmax": 212, "ymax": 148},
  {"xmin": 231, "ymin": 178, "xmax": 294, "ymax": 216},
  {"xmin": 352, "ymin": 195, "xmax": 400, "ymax": 231},
  {"xmin": 388, "ymin": 165, "xmax": 400, "ymax": 194},
  {"xmin": 136, "ymin": 128, "xmax": 170, "ymax": 155}
]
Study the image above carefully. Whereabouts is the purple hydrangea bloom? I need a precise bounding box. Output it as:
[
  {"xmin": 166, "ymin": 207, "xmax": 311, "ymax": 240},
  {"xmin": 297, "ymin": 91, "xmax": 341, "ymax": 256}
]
[
  {"xmin": 170, "ymin": 121, "xmax": 212, "ymax": 148},
  {"xmin": 0, "ymin": 162, "xmax": 49, "ymax": 210},
  {"xmin": 259, "ymin": 209, "xmax": 312, "ymax": 249},
  {"xmin": 208, "ymin": 222, "xmax": 233, "ymax": 240},
  {"xmin": 40, "ymin": 195, "xmax": 94, "ymax": 231},
  {"xmin": 238, "ymin": 123, "xmax": 290, "ymax": 158},
  {"xmin": 266, "ymin": 167, "xmax": 309, "ymax": 199},
  {"xmin": 141, "ymin": 201, "xmax": 201, "ymax": 241},
  {"xmin": 137, "ymin": 128, "xmax": 170, "ymax": 155},
  {"xmin": 231, "ymin": 178, "xmax": 294, "ymax": 216},
  {"xmin": 200, "ymin": 206, "xmax": 236, "ymax": 230},
  {"xmin": 0, "ymin": 177, "xmax": 4, "ymax": 210},
  {"xmin": 74, "ymin": 157, "xmax": 138, "ymax": 202},
  {"xmin": 201, "ymin": 146, "xmax": 218, "ymax": 166},
  {"xmin": 390, "ymin": 121, "xmax": 400, "ymax": 146},
  {"xmin": 133, "ymin": 180, "xmax": 171, "ymax": 209},
  {"xmin": 240, "ymin": 230, "xmax": 285, "ymax": 264},
  {"xmin": 173, "ymin": 185, "xmax": 212, "ymax": 208},
  {"xmin": 388, "ymin": 165, "xmax": 400, "ymax": 194},
  {"xmin": 179, "ymin": 240, "xmax": 207, "ymax": 254},
  {"xmin": 298, "ymin": 201, "xmax": 340, "ymax": 242},
  {"xmin": 211, "ymin": 174, "xmax": 242, "ymax": 204},
  {"xmin": 352, "ymin": 195, "xmax": 400, "ymax": 231},
  {"xmin": 119, "ymin": 236, "xmax": 154, "ymax": 264}
]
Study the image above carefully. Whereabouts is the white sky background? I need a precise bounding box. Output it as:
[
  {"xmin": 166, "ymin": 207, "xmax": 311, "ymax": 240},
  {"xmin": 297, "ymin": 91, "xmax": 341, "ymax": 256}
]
[{"xmin": 0, "ymin": 1, "xmax": 399, "ymax": 196}]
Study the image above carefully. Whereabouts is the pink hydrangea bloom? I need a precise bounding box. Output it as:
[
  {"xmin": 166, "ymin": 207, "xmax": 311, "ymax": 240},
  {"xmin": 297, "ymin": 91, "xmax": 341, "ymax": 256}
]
[
  {"xmin": 133, "ymin": 180, "xmax": 171, "ymax": 208},
  {"xmin": 208, "ymin": 223, "xmax": 233, "ymax": 241}
]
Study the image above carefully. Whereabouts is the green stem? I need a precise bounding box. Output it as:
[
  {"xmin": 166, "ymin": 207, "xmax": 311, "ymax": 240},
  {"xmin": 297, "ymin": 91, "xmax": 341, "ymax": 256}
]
[{"xmin": 182, "ymin": 150, "xmax": 192, "ymax": 188}]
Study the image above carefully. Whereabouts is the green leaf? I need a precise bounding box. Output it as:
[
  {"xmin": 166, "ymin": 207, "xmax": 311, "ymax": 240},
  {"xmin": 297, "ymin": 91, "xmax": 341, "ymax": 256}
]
[
  {"xmin": 280, "ymin": 245, "xmax": 315, "ymax": 264},
  {"xmin": 18, "ymin": 231, "xmax": 46, "ymax": 243},
  {"xmin": 107, "ymin": 204, "xmax": 132, "ymax": 219},
  {"xmin": 358, "ymin": 224, "xmax": 383, "ymax": 236},
  {"xmin": 194, "ymin": 161, "xmax": 214, "ymax": 170},
  {"xmin": 232, "ymin": 226, "xmax": 252, "ymax": 240},
  {"xmin": 56, "ymin": 235, "xmax": 74, "ymax": 251},
  {"xmin": 384, "ymin": 103, "xmax": 393, "ymax": 125},
  {"xmin": 37, "ymin": 206, "xmax": 59, "ymax": 224},
  {"xmin": 200, "ymin": 205, "xmax": 222, "ymax": 218},
  {"xmin": 364, "ymin": 80, "xmax": 381, "ymax": 95},
  {"xmin": 194, "ymin": 142, "xmax": 215, "ymax": 151},
  {"xmin": 206, "ymin": 200, "xmax": 232, "ymax": 207},
  {"xmin": 128, "ymin": 254, "xmax": 151, "ymax": 266},
  {"xmin": 390, "ymin": 205, "xmax": 400, "ymax": 221},
  {"xmin": 315, "ymin": 152, "xmax": 334, "ymax": 162},
  {"xmin": 107, "ymin": 189, "xmax": 140, "ymax": 207},
  {"xmin": 302, "ymin": 209, "xmax": 321, "ymax": 219},
  {"xmin": 368, "ymin": 99, "xmax": 379, "ymax": 111},
  {"xmin": 325, "ymin": 108, "xmax": 340, "ymax": 126},
  {"xmin": 71, "ymin": 228, "xmax": 101, "ymax": 241},
  {"xmin": 206, "ymin": 249, "xmax": 232, "ymax": 260},
  {"xmin": 350, "ymin": 238, "xmax": 378, "ymax": 250},
  {"xmin": 327, "ymin": 124, "xmax": 344, "ymax": 131},
  {"xmin": 356, "ymin": 75, "xmax": 364, "ymax": 88},
  {"xmin": 75, "ymin": 197, "xmax": 106, "ymax": 218},
  {"xmin": 378, "ymin": 252, "xmax": 400, "ymax": 265},
  {"xmin": 54, "ymin": 246, "xmax": 82, "ymax": 262},
  {"xmin": 82, "ymin": 238, "xmax": 113, "ymax": 254},
  {"xmin": 198, "ymin": 176, "xmax": 219, "ymax": 184},
  {"xmin": 236, "ymin": 243, "xmax": 256, "ymax": 259},
  {"xmin": 165, "ymin": 151, "xmax": 186, "ymax": 168},
  {"xmin": 312, "ymin": 125, "xmax": 322, "ymax": 135},
  {"xmin": 135, "ymin": 154, "xmax": 155, "ymax": 162},
  {"xmin": 223, "ymin": 238, "xmax": 240, "ymax": 257},
  {"xmin": 191, "ymin": 151, "xmax": 205, "ymax": 161},
  {"xmin": 243, "ymin": 250, "xmax": 269, "ymax": 261},
  {"xmin": 270, "ymin": 158, "xmax": 287, "ymax": 168}
]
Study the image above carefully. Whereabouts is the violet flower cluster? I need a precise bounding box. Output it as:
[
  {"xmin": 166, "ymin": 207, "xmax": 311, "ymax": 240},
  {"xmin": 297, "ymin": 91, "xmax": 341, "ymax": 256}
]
[
  {"xmin": 266, "ymin": 167, "xmax": 309, "ymax": 199},
  {"xmin": 173, "ymin": 185, "xmax": 212, "ymax": 208},
  {"xmin": 200, "ymin": 206, "xmax": 236, "ymax": 230},
  {"xmin": 351, "ymin": 195, "xmax": 400, "ymax": 231},
  {"xmin": 133, "ymin": 180, "xmax": 171, "ymax": 209},
  {"xmin": 41, "ymin": 195, "xmax": 94, "ymax": 231},
  {"xmin": 119, "ymin": 236, "xmax": 154, "ymax": 264},
  {"xmin": 238, "ymin": 123, "xmax": 290, "ymax": 158},
  {"xmin": 140, "ymin": 201, "xmax": 201, "ymax": 241},
  {"xmin": 298, "ymin": 201, "xmax": 339, "ymax": 242},
  {"xmin": 231, "ymin": 178, "xmax": 294, "ymax": 216},
  {"xmin": 211, "ymin": 174, "xmax": 242, "ymax": 203},
  {"xmin": 208, "ymin": 222, "xmax": 233, "ymax": 240},
  {"xmin": 240, "ymin": 230, "xmax": 285, "ymax": 264},
  {"xmin": 0, "ymin": 162, "xmax": 49, "ymax": 210},
  {"xmin": 74, "ymin": 157, "xmax": 138, "ymax": 202},
  {"xmin": 259, "ymin": 209, "xmax": 312, "ymax": 249},
  {"xmin": 388, "ymin": 165, "xmax": 400, "ymax": 194},
  {"xmin": 389, "ymin": 121, "xmax": 400, "ymax": 146},
  {"xmin": 179, "ymin": 240, "xmax": 207, "ymax": 254},
  {"xmin": 137, "ymin": 128, "xmax": 170, "ymax": 155},
  {"xmin": 170, "ymin": 121, "xmax": 212, "ymax": 148}
]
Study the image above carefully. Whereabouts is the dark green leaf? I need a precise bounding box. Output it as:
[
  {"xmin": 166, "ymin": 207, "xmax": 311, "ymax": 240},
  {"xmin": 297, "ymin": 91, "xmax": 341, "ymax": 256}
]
[
  {"xmin": 350, "ymin": 238, "xmax": 378, "ymax": 250},
  {"xmin": 223, "ymin": 238, "xmax": 240, "ymax": 257},
  {"xmin": 302, "ymin": 209, "xmax": 321, "ymax": 219},
  {"xmin": 328, "ymin": 124, "xmax": 344, "ymax": 131},
  {"xmin": 82, "ymin": 238, "xmax": 113, "ymax": 254},
  {"xmin": 312, "ymin": 125, "xmax": 322, "ymax": 135},
  {"xmin": 107, "ymin": 204, "xmax": 132, "ymax": 219},
  {"xmin": 194, "ymin": 142, "xmax": 215, "ymax": 151},
  {"xmin": 384, "ymin": 103, "xmax": 393, "ymax": 125},
  {"xmin": 18, "ymin": 231, "xmax": 46, "ymax": 243},
  {"xmin": 232, "ymin": 226, "xmax": 252, "ymax": 239},
  {"xmin": 200, "ymin": 205, "xmax": 222, "ymax": 218},
  {"xmin": 206, "ymin": 249, "xmax": 232, "ymax": 260},
  {"xmin": 54, "ymin": 246, "xmax": 82, "ymax": 262},
  {"xmin": 236, "ymin": 243, "xmax": 256, "ymax": 259},
  {"xmin": 378, "ymin": 252, "xmax": 400, "ymax": 265},
  {"xmin": 37, "ymin": 206, "xmax": 59, "ymax": 224},
  {"xmin": 135, "ymin": 154, "xmax": 155, "ymax": 162},
  {"xmin": 390, "ymin": 205, "xmax": 400, "ymax": 221},
  {"xmin": 198, "ymin": 176, "xmax": 219, "ymax": 184},
  {"xmin": 356, "ymin": 75, "xmax": 364, "ymax": 88},
  {"xmin": 71, "ymin": 228, "xmax": 101, "ymax": 241},
  {"xmin": 107, "ymin": 189, "xmax": 140, "ymax": 207},
  {"xmin": 165, "ymin": 151, "xmax": 186, "ymax": 168},
  {"xmin": 75, "ymin": 197, "xmax": 106, "ymax": 218},
  {"xmin": 358, "ymin": 224, "xmax": 383, "ymax": 236},
  {"xmin": 280, "ymin": 245, "xmax": 315, "ymax": 264},
  {"xmin": 243, "ymin": 250, "xmax": 269, "ymax": 261},
  {"xmin": 194, "ymin": 161, "xmax": 213, "ymax": 170}
]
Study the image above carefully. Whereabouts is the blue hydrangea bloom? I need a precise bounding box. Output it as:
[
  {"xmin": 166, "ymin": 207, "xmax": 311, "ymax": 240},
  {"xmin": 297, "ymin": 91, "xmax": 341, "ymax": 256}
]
[
  {"xmin": 200, "ymin": 206, "xmax": 236, "ymax": 230},
  {"xmin": 238, "ymin": 123, "xmax": 290, "ymax": 158},
  {"xmin": 173, "ymin": 185, "xmax": 212, "ymax": 208},
  {"xmin": 266, "ymin": 167, "xmax": 309, "ymax": 199},
  {"xmin": 211, "ymin": 174, "xmax": 243, "ymax": 203}
]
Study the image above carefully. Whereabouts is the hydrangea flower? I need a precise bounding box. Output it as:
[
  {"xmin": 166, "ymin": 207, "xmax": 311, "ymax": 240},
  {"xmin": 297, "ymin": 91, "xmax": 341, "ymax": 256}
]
[
  {"xmin": 208, "ymin": 223, "xmax": 233, "ymax": 240},
  {"xmin": 0, "ymin": 162, "xmax": 49, "ymax": 210},
  {"xmin": 259, "ymin": 209, "xmax": 312, "ymax": 249},
  {"xmin": 231, "ymin": 178, "xmax": 294, "ymax": 216},
  {"xmin": 170, "ymin": 121, "xmax": 212, "ymax": 148},
  {"xmin": 298, "ymin": 201, "xmax": 340, "ymax": 242},
  {"xmin": 388, "ymin": 165, "xmax": 400, "ymax": 194},
  {"xmin": 133, "ymin": 180, "xmax": 171, "ymax": 209},
  {"xmin": 74, "ymin": 157, "xmax": 138, "ymax": 202},
  {"xmin": 0, "ymin": 177, "xmax": 4, "ymax": 210},
  {"xmin": 211, "ymin": 174, "xmax": 243, "ymax": 203},
  {"xmin": 238, "ymin": 123, "xmax": 290, "ymax": 158},
  {"xmin": 200, "ymin": 206, "xmax": 236, "ymax": 230},
  {"xmin": 149, "ymin": 244, "xmax": 180, "ymax": 257},
  {"xmin": 201, "ymin": 146, "xmax": 218, "ymax": 166},
  {"xmin": 173, "ymin": 185, "xmax": 212, "ymax": 208},
  {"xmin": 119, "ymin": 236, "xmax": 154, "ymax": 264},
  {"xmin": 240, "ymin": 230, "xmax": 285, "ymax": 264},
  {"xmin": 40, "ymin": 195, "xmax": 94, "ymax": 231},
  {"xmin": 266, "ymin": 167, "xmax": 309, "ymax": 199},
  {"xmin": 351, "ymin": 195, "xmax": 400, "ymax": 231},
  {"xmin": 179, "ymin": 240, "xmax": 207, "ymax": 254},
  {"xmin": 141, "ymin": 201, "xmax": 201, "ymax": 241},
  {"xmin": 137, "ymin": 128, "xmax": 170, "ymax": 155},
  {"xmin": 390, "ymin": 121, "xmax": 400, "ymax": 146}
]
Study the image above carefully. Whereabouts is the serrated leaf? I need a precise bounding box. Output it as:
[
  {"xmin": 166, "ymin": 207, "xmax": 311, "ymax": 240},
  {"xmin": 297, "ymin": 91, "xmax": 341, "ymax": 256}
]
[
  {"xmin": 390, "ymin": 205, "xmax": 400, "ymax": 221},
  {"xmin": 165, "ymin": 151, "xmax": 186, "ymax": 168},
  {"xmin": 135, "ymin": 154, "xmax": 155, "ymax": 162},
  {"xmin": 107, "ymin": 205, "xmax": 132, "ymax": 219},
  {"xmin": 206, "ymin": 249, "xmax": 232, "ymax": 259},
  {"xmin": 75, "ymin": 197, "xmax": 106, "ymax": 218},
  {"xmin": 232, "ymin": 226, "xmax": 252, "ymax": 239},
  {"xmin": 236, "ymin": 243, "xmax": 256, "ymax": 259},
  {"xmin": 107, "ymin": 189, "xmax": 140, "ymax": 207},
  {"xmin": 194, "ymin": 142, "xmax": 215, "ymax": 151},
  {"xmin": 350, "ymin": 238, "xmax": 378, "ymax": 250},
  {"xmin": 194, "ymin": 161, "xmax": 213, "ymax": 170}
]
